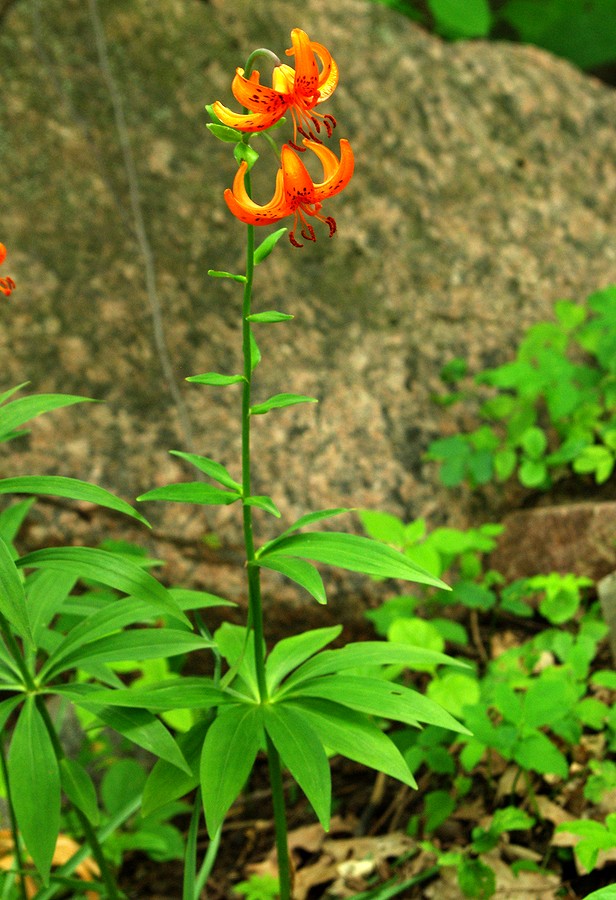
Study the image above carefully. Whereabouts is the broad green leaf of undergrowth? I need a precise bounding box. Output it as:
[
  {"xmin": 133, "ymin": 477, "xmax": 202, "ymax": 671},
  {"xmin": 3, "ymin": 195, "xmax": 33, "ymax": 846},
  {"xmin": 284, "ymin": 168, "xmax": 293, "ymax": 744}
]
[
  {"xmin": 265, "ymin": 626, "xmax": 342, "ymax": 694},
  {"xmin": 8, "ymin": 697, "xmax": 60, "ymax": 884},
  {"xmin": 0, "ymin": 535, "xmax": 33, "ymax": 647},
  {"xmin": 16, "ymin": 546, "xmax": 189, "ymax": 626},
  {"xmin": 429, "ymin": 0, "xmax": 491, "ymax": 38},
  {"xmin": 263, "ymin": 703, "xmax": 331, "ymax": 830},
  {"xmin": 287, "ymin": 697, "xmax": 417, "ymax": 787},
  {"xmin": 201, "ymin": 703, "xmax": 262, "ymax": 836},
  {"xmin": 60, "ymin": 758, "xmax": 100, "ymax": 825},
  {"xmin": 0, "ymin": 476, "xmax": 150, "ymax": 526},
  {"xmin": 257, "ymin": 532, "xmax": 449, "ymax": 589}
]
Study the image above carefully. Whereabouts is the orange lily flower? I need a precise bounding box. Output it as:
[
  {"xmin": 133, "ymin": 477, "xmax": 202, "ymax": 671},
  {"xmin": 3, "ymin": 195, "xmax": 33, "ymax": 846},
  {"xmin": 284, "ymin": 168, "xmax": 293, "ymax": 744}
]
[
  {"xmin": 212, "ymin": 29, "xmax": 338, "ymax": 147},
  {"xmin": 0, "ymin": 243, "xmax": 16, "ymax": 297},
  {"xmin": 224, "ymin": 138, "xmax": 354, "ymax": 247}
]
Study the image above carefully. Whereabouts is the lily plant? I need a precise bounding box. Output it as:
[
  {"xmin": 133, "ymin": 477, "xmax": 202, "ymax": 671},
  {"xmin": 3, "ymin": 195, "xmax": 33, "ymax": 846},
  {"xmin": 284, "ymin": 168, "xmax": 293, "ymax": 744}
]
[{"xmin": 0, "ymin": 28, "xmax": 469, "ymax": 900}]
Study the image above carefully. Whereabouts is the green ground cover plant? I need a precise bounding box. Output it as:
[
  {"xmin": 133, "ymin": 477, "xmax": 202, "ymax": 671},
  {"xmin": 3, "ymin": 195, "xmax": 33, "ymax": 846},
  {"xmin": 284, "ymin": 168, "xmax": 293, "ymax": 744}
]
[{"xmin": 426, "ymin": 287, "xmax": 616, "ymax": 490}]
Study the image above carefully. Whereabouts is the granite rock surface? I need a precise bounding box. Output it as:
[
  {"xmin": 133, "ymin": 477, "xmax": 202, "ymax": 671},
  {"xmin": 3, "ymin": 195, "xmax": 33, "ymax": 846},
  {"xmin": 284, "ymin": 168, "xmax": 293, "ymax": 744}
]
[{"xmin": 1, "ymin": 0, "xmax": 615, "ymax": 629}]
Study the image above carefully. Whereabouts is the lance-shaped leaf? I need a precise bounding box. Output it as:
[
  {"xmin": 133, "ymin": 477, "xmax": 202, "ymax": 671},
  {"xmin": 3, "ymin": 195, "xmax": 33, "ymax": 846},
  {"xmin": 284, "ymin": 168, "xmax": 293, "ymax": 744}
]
[
  {"xmin": 281, "ymin": 642, "xmax": 468, "ymax": 693},
  {"xmin": 0, "ymin": 535, "xmax": 33, "ymax": 646},
  {"xmin": 16, "ymin": 547, "xmax": 189, "ymax": 626},
  {"xmin": 244, "ymin": 495, "xmax": 281, "ymax": 518},
  {"xmin": 201, "ymin": 703, "xmax": 263, "ymax": 837},
  {"xmin": 27, "ymin": 569, "xmax": 77, "ymax": 643},
  {"xmin": 216, "ymin": 623, "xmax": 260, "ymax": 698},
  {"xmin": 257, "ymin": 531, "xmax": 448, "ymax": 590},
  {"xmin": 287, "ymin": 697, "xmax": 417, "ymax": 787},
  {"xmin": 0, "ymin": 392, "xmax": 93, "ymax": 440},
  {"xmin": 263, "ymin": 703, "xmax": 331, "ymax": 830},
  {"xmin": 251, "ymin": 393, "xmax": 317, "ymax": 416},
  {"xmin": 41, "ymin": 629, "xmax": 211, "ymax": 681},
  {"xmin": 82, "ymin": 677, "xmax": 230, "ymax": 711},
  {"xmin": 255, "ymin": 556, "xmax": 327, "ymax": 605},
  {"xmin": 60, "ymin": 758, "xmax": 100, "ymax": 825},
  {"xmin": 285, "ymin": 675, "xmax": 470, "ymax": 734},
  {"xmin": 76, "ymin": 703, "xmax": 190, "ymax": 772},
  {"xmin": 253, "ymin": 228, "xmax": 287, "ymax": 265},
  {"xmin": 0, "ymin": 476, "xmax": 150, "ymax": 526},
  {"xmin": 266, "ymin": 626, "xmax": 342, "ymax": 694},
  {"xmin": 8, "ymin": 697, "xmax": 61, "ymax": 884},
  {"xmin": 143, "ymin": 719, "xmax": 209, "ymax": 817},
  {"xmin": 169, "ymin": 451, "xmax": 241, "ymax": 490},
  {"xmin": 0, "ymin": 497, "xmax": 36, "ymax": 544},
  {"xmin": 246, "ymin": 311, "xmax": 293, "ymax": 323},
  {"xmin": 138, "ymin": 482, "xmax": 240, "ymax": 506},
  {"xmin": 270, "ymin": 508, "xmax": 351, "ymax": 546},
  {"xmin": 169, "ymin": 587, "xmax": 236, "ymax": 611},
  {"xmin": 186, "ymin": 372, "xmax": 246, "ymax": 385}
]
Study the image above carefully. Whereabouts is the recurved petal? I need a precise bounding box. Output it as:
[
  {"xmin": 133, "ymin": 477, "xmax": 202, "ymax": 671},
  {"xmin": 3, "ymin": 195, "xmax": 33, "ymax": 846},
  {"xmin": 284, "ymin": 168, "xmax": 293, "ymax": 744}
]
[
  {"xmin": 280, "ymin": 144, "xmax": 316, "ymax": 204},
  {"xmin": 224, "ymin": 163, "xmax": 290, "ymax": 225},
  {"xmin": 311, "ymin": 41, "xmax": 339, "ymax": 102},
  {"xmin": 286, "ymin": 28, "xmax": 320, "ymax": 98},
  {"xmin": 230, "ymin": 67, "xmax": 288, "ymax": 117},
  {"xmin": 0, "ymin": 244, "xmax": 6, "ymax": 266},
  {"xmin": 304, "ymin": 139, "xmax": 354, "ymax": 200},
  {"xmin": 211, "ymin": 101, "xmax": 282, "ymax": 133}
]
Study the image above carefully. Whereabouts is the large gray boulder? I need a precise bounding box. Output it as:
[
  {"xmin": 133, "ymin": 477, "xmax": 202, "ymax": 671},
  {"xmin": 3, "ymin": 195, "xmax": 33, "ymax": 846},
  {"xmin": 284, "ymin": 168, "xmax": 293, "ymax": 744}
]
[{"xmin": 1, "ymin": 0, "xmax": 615, "ymax": 627}]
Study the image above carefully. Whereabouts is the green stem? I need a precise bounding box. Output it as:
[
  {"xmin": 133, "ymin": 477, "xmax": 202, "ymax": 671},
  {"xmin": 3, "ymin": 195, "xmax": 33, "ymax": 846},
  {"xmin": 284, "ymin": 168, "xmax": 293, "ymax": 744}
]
[
  {"xmin": 0, "ymin": 740, "xmax": 28, "ymax": 900},
  {"xmin": 193, "ymin": 825, "xmax": 221, "ymax": 899},
  {"xmin": 35, "ymin": 698, "xmax": 121, "ymax": 900},
  {"xmin": 239, "ymin": 187, "xmax": 291, "ymax": 899},
  {"xmin": 182, "ymin": 787, "xmax": 201, "ymax": 900},
  {"xmin": 265, "ymin": 733, "xmax": 292, "ymax": 900}
]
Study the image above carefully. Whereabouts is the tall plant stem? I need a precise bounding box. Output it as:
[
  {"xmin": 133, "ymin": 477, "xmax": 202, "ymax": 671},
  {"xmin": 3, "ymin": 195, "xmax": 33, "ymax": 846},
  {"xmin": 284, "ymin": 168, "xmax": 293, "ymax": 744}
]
[{"xmin": 239, "ymin": 188, "xmax": 292, "ymax": 899}]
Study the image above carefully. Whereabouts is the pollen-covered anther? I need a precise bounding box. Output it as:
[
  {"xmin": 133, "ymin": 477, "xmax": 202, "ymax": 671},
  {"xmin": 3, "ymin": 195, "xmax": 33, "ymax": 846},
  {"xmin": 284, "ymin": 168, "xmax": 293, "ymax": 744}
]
[
  {"xmin": 301, "ymin": 223, "xmax": 316, "ymax": 243},
  {"xmin": 289, "ymin": 140, "xmax": 307, "ymax": 152},
  {"xmin": 0, "ymin": 277, "xmax": 16, "ymax": 297},
  {"xmin": 325, "ymin": 216, "xmax": 337, "ymax": 238},
  {"xmin": 323, "ymin": 114, "xmax": 336, "ymax": 137},
  {"xmin": 289, "ymin": 231, "xmax": 304, "ymax": 248}
]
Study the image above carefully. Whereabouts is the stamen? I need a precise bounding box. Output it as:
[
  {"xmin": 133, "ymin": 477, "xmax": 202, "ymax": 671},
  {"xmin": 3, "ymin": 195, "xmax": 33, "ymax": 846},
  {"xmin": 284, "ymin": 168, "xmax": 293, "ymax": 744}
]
[
  {"xmin": 289, "ymin": 231, "xmax": 304, "ymax": 248},
  {"xmin": 310, "ymin": 116, "xmax": 321, "ymax": 134},
  {"xmin": 324, "ymin": 216, "xmax": 337, "ymax": 238},
  {"xmin": 323, "ymin": 114, "xmax": 336, "ymax": 137},
  {"xmin": 301, "ymin": 223, "xmax": 316, "ymax": 242},
  {"xmin": 0, "ymin": 277, "xmax": 16, "ymax": 296},
  {"xmin": 289, "ymin": 140, "xmax": 306, "ymax": 152}
]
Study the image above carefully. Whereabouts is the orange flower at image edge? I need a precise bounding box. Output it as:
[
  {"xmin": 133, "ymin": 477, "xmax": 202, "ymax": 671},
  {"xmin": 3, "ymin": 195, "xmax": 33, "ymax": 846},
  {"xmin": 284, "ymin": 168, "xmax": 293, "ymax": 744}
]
[
  {"xmin": 212, "ymin": 28, "xmax": 338, "ymax": 147},
  {"xmin": 225, "ymin": 139, "xmax": 354, "ymax": 247},
  {"xmin": 0, "ymin": 243, "xmax": 16, "ymax": 296}
]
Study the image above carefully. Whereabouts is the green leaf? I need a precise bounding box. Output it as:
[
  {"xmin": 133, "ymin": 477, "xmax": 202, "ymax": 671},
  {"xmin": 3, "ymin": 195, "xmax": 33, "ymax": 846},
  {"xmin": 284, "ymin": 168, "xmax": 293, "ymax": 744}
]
[
  {"xmin": 16, "ymin": 546, "xmax": 189, "ymax": 626},
  {"xmin": 42, "ymin": 630, "xmax": 212, "ymax": 680},
  {"xmin": 138, "ymin": 482, "xmax": 240, "ymax": 506},
  {"xmin": 251, "ymin": 393, "xmax": 318, "ymax": 415},
  {"xmin": 0, "ymin": 536, "xmax": 33, "ymax": 647},
  {"xmin": 255, "ymin": 556, "xmax": 327, "ymax": 605},
  {"xmin": 169, "ymin": 451, "xmax": 241, "ymax": 490},
  {"xmin": 519, "ymin": 458, "xmax": 548, "ymax": 488},
  {"xmin": 81, "ymin": 677, "xmax": 229, "ymax": 711},
  {"xmin": 263, "ymin": 703, "xmax": 331, "ymax": 830},
  {"xmin": 266, "ymin": 627, "xmax": 342, "ymax": 694},
  {"xmin": 201, "ymin": 703, "xmax": 263, "ymax": 836},
  {"xmin": 26, "ymin": 569, "xmax": 77, "ymax": 643},
  {"xmin": 186, "ymin": 372, "xmax": 246, "ymax": 385},
  {"xmin": 60, "ymin": 758, "xmax": 100, "ymax": 826},
  {"xmin": 234, "ymin": 142, "xmax": 259, "ymax": 170},
  {"xmin": 8, "ymin": 698, "xmax": 61, "ymax": 884},
  {"xmin": 257, "ymin": 531, "xmax": 449, "ymax": 590},
  {"xmin": 427, "ymin": 672, "xmax": 480, "ymax": 719},
  {"xmin": 206, "ymin": 123, "xmax": 243, "ymax": 142},
  {"xmin": 216, "ymin": 623, "xmax": 260, "ymax": 698},
  {"xmin": 0, "ymin": 497, "xmax": 36, "ymax": 544},
  {"xmin": 84, "ymin": 705, "xmax": 190, "ymax": 772},
  {"xmin": 271, "ymin": 508, "xmax": 351, "ymax": 545},
  {"xmin": 0, "ymin": 476, "xmax": 149, "ymax": 526},
  {"xmin": 246, "ymin": 310, "xmax": 294, "ymax": 323},
  {"xmin": 253, "ymin": 228, "xmax": 288, "ymax": 265},
  {"xmin": 282, "ymin": 642, "xmax": 466, "ymax": 692},
  {"xmin": 244, "ymin": 495, "xmax": 281, "ymax": 517},
  {"xmin": 286, "ymin": 675, "xmax": 469, "ymax": 734},
  {"xmin": 142, "ymin": 719, "xmax": 208, "ymax": 817},
  {"xmin": 0, "ymin": 393, "xmax": 93, "ymax": 439},
  {"xmin": 429, "ymin": 0, "xmax": 491, "ymax": 37},
  {"xmin": 514, "ymin": 731, "xmax": 568, "ymax": 779},
  {"xmin": 250, "ymin": 331, "xmax": 261, "ymax": 371},
  {"xmin": 287, "ymin": 697, "xmax": 417, "ymax": 787}
]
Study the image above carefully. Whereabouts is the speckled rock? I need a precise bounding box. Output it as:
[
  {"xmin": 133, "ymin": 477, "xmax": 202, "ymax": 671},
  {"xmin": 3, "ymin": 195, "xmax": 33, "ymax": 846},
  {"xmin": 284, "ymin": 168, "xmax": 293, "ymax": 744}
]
[{"xmin": 1, "ymin": 0, "xmax": 615, "ymax": 628}]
